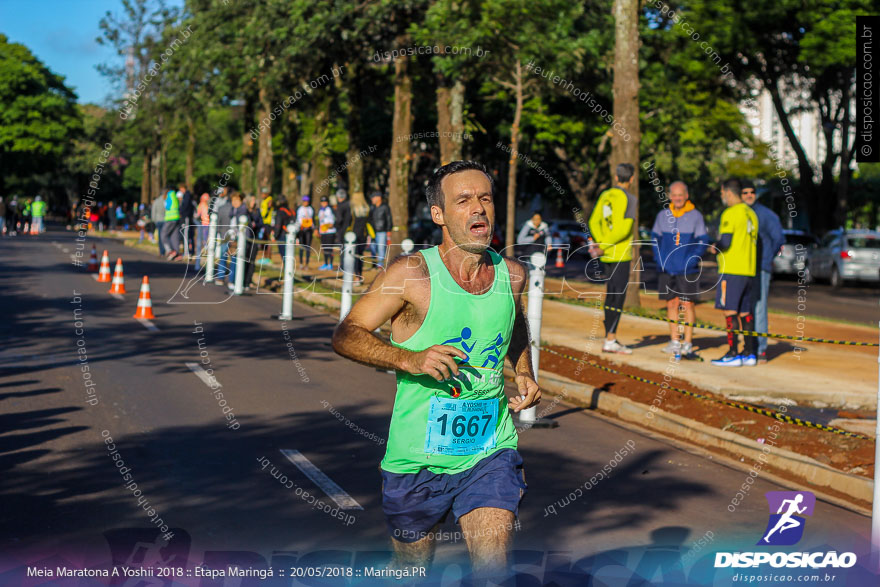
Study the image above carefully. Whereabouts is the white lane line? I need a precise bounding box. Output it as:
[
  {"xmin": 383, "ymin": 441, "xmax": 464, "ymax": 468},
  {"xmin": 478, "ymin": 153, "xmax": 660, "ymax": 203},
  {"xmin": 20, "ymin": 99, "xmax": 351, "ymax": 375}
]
[
  {"xmin": 186, "ymin": 362, "xmax": 220, "ymax": 387},
  {"xmin": 136, "ymin": 318, "xmax": 159, "ymax": 331},
  {"xmin": 92, "ymin": 274, "xmax": 99, "ymax": 281},
  {"xmin": 280, "ymin": 449, "xmax": 363, "ymax": 510},
  {"xmin": 62, "ymin": 247, "xmax": 70, "ymax": 253},
  {"xmin": 110, "ymin": 293, "xmax": 125, "ymax": 301}
]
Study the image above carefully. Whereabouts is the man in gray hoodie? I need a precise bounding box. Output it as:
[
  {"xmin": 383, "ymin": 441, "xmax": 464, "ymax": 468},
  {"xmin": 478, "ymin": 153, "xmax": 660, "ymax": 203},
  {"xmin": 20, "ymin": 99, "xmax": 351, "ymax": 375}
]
[
  {"xmin": 209, "ymin": 188, "xmax": 234, "ymax": 284},
  {"xmin": 151, "ymin": 195, "xmax": 166, "ymax": 256}
]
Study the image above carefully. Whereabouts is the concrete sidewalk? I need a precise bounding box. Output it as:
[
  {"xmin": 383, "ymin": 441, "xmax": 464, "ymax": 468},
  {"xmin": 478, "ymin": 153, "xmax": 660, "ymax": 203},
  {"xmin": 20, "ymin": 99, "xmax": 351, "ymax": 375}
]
[{"xmin": 538, "ymin": 297, "xmax": 878, "ymax": 410}]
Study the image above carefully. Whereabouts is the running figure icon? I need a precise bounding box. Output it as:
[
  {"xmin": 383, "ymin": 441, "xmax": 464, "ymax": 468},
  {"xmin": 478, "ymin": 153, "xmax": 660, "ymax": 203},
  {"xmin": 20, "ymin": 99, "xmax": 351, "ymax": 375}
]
[{"xmin": 762, "ymin": 493, "xmax": 807, "ymax": 544}]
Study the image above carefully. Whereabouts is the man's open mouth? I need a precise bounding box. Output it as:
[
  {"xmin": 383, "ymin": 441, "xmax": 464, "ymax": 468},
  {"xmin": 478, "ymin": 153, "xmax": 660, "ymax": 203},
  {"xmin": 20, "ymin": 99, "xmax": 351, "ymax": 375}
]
[{"xmin": 469, "ymin": 221, "xmax": 488, "ymax": 235}]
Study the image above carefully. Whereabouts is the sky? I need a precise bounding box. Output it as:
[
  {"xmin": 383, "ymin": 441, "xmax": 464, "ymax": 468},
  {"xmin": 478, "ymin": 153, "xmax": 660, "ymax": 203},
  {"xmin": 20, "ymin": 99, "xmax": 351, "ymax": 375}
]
[{"xmin": 0, "ymin": 0, "xmax": 180, "ymax": 105}]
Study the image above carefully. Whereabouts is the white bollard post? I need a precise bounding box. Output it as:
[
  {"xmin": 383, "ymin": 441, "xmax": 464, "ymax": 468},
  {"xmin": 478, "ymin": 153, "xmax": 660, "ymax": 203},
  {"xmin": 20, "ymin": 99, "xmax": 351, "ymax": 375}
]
[
  {"xmin": 234, "ymin": 215, "xmax": 247, "ymax": 295},
  {"xmin": 340, "ymin": 231, "xmax": 357, "ymax": 322},
  {"xmin": 401, "ymin": 238, "xmax": 414, "ymax": 255},
  {"xmin": 519, "ymin": 252, "xmax": 546, "ymax": 424},
  {"xmin": 205, "ymin": 213, "xmax": 218, "ymax": 283},
  {"xmin": 277, "ymin": 222, "xmax": 296, "ymax": 320},
  {"xmin": 872, "ymin": 318, "xmax": 880, "ymax": 571}
]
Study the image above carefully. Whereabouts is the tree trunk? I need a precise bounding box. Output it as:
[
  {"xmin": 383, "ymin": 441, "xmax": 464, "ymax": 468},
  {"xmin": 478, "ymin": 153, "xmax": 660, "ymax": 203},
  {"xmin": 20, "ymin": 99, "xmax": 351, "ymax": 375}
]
[
  {"xmin": 835, "ymin": 84, "xmax": 854, "ymax": 227},
  {"xmin": 612, "ymin": 0, "xmax": 641, "ymax": 308},
  {"xmin": 256, "ymin": 85, "xmax": 274, "ymax": 193},
  {"xmin": 310, "ymin": 95, "xmax": 332, "ymax": 199},
  {"xmin": 505, "ymin": 59, "xmax": 524, "ymax": 251},
  {"xmin": 339, "ymin": 60, "xmax": 365, "ymax": 198},
  {"xmin": 150, "ymin": 149, "xmax": 162, "ymax": 204},
  {"xmin": 436, "ymin": 78, "xmax": 466, "ymax": 165},
  {"xmin": 185, "ymin": 114, "xmax": 196, "ymax": 190},
  {"xmin": 160, "ymin": 140, "xmax": 167, "ymax": 192},
  {"xmin": 241, "ymin": 97, "xmax": 255, "ymax": 195},
  {"xmin": 299, "ymin": 161, "xmax": 311, "ymax": 198},
  {"xmin": 389, "ymin": 35, "xmax": 413, "ymax": 240},
  {"xmin": 766, "ymin": 80, "xmax": 818, "ymax": 228},
  {"xmin": 141, "ymin": 148, "xmax": 151, "ymax": 205}
]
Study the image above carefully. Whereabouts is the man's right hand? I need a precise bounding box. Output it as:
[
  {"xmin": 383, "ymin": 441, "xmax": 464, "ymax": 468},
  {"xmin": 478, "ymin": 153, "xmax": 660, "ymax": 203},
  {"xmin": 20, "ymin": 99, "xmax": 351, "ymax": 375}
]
[{"xmin": 403, "ymin": 345, "xmax": 467, "ymax": 381}]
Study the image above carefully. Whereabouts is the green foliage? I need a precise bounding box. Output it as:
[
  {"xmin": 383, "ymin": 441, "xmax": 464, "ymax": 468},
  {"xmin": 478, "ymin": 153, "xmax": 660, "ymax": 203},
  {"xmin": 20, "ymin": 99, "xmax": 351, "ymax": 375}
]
[{"xmin": 0, "ymin": 34, "xmax": 82, "ymax": 195}]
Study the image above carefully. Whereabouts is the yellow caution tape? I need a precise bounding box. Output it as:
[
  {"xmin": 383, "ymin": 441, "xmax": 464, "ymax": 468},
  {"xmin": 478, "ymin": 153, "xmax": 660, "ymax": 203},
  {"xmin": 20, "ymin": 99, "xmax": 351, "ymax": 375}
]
[
  {"xmin": 552, "ymin": 297, "xmax": 879, "ymax": 347},
  {"xmin": 539, "ymin": 345, "xmax": 870, "ymax": 440}
]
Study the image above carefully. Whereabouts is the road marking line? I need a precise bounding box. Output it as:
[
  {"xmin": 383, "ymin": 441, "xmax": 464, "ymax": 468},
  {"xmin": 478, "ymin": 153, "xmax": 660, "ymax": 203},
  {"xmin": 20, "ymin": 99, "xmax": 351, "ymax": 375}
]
[
  {"xmin": 136, "ymin": 318, "xmax": 159, "ymax": 331},
  {"xmin": 92, "ymin": 274, "xmax": 98, "ymax": 281},
  {"xmin": 62, "ymin": 248, "xmax": 70, "ymax": 253},
  {"xmin": 186, "ymin": 362, "xmax": 220, "ymax": 387},
  {"xmin": 110, "ymin": 293, "xmax": 125, "ymax": 300},
  {"xmin": 280, "ymin": 449, "xmax": 363, "ymax": 510}
]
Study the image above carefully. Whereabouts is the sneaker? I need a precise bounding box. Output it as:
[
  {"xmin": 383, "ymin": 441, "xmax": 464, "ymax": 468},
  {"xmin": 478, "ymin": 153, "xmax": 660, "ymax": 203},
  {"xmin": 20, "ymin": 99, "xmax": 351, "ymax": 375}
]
[
  {"xmin": 661, "ymin": 340, "xmax": 678, "ymax": 354},
  {"xmin": 741, "ymin": 354, "xmax": 757, "ymax": 366},
  {"xmin": 603, "ymin": 340, "xmax": 633, "ymax": 355},
  {"xmin": 757, "ymin": 352, "xmax": 768, "ymax": 365},
  {"xmin": 681, "ymin": 341, "xmax": 693, "ymax": 355},
  {"xmin": 711, "ymin": 352, "xmax": 742, "ymax": 367}
]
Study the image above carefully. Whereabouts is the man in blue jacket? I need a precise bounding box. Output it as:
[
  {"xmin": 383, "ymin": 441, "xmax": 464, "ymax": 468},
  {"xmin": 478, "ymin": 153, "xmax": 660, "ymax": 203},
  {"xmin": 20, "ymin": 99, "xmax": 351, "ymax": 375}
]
[
  {"xmin": 741, "ymin": 180, "xmax": 784, "ymax": 364},
  {"xmin": 651, "ymin": 181, "xmax": 709, "ymax": 359}
]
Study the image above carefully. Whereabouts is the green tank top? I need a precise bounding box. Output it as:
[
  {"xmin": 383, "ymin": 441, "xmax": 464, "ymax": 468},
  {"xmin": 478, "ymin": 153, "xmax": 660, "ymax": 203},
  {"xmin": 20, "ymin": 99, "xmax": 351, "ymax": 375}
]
[
  {"xmin": 381, "ymin": 246, "xmax": 518, "ymax": 475},
  {"xmin": 165, "ymin": 191, "xmax": 180, "ymax": 221}
]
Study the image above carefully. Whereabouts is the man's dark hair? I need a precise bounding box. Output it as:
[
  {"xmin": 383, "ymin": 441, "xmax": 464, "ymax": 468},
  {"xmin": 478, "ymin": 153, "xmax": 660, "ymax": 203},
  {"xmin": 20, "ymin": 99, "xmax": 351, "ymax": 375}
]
[
  {"xmin": 615, "ymin": 163, "xmax": 635, "ymax": 184},
  {"xmin": 741, "ymin": 179, "xmax": 755, "ymax": 190},
  {"xmin": 722, "ymin": 178, "xmax": 742, "ymax": 195},
  {"xmin": 426, "ymin": 160, "xmax": 495, "ymax": 210}
]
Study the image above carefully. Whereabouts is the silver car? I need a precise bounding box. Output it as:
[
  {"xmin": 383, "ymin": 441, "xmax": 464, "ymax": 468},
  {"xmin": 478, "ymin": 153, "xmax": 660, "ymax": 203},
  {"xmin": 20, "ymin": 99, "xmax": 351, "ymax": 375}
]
[
  {"xmin": 808, "ymin": 229, "xmax": 880, "ymax": 287},
  {"xmin": 773, "ymin": 230, "xmax": 818, "ymax": 276}
]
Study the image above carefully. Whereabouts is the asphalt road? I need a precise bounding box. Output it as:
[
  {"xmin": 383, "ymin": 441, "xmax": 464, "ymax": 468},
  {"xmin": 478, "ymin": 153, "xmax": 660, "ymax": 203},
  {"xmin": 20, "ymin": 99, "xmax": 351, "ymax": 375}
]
[
  {"xmin": 0, "ymin": 226, "xmax": 875, "ymax": 586},
  {"xmin": 545, "ymin": 254, "xmax": 880, "ymax": 325}
]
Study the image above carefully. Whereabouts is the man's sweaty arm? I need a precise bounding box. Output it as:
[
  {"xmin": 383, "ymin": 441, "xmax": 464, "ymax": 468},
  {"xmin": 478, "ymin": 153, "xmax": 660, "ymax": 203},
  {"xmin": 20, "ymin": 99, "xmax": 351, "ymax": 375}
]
[
  {"xmin": 331, "ymin": 256, "xmax": 467, "ymax": 381},
  {"xmin": 503, "ymin": 259, "xmax": 542, "ymax": 412}
]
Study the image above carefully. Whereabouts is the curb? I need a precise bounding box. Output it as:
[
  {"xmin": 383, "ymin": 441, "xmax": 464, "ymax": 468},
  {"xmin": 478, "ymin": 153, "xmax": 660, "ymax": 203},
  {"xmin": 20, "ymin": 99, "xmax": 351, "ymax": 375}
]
[{"xmin": 505, "ymin": 364, "xmax": 874, "ymax": 511}]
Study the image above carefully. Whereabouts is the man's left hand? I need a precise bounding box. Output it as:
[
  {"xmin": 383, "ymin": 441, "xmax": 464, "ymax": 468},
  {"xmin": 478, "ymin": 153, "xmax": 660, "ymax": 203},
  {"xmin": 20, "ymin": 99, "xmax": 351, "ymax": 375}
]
[{"xmin": 508, "ymin": 374, "xmax": 542, "ymax": 412}]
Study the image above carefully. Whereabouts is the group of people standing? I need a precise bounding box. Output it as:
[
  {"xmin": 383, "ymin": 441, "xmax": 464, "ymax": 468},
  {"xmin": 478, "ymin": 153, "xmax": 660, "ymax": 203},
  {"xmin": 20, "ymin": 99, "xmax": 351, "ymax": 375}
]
[
  {"xmin": 587, "ymin": 163, "xmax": 783, "ymax": 365},
  {"xmin": 146, "ymin": 186, "xmax": 395, "ymax": 291},
  {"xmin": 0, "ymin": 195, "xmax": 47, "ymax": 236}
]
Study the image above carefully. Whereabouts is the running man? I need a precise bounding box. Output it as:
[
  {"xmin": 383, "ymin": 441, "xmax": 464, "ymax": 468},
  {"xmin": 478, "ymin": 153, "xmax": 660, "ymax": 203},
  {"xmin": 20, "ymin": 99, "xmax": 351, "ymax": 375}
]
[
  {"xmin": 711, "ymin": 179, "xmax": 759, "ymax": 367},
  {"xmin": 588, "ymin": 163, "xmax": 638, "ymax": 354},
  {"xmin": 762, "ymin": 494, "xmax": 807, "ymax": 543},
  {"xmin": 332, "ymin": 160, "xmax": 541, "ymax": 580},
  {"xmin": 650, "ymin": 181, "xmax": 709, "ymax": 359}
]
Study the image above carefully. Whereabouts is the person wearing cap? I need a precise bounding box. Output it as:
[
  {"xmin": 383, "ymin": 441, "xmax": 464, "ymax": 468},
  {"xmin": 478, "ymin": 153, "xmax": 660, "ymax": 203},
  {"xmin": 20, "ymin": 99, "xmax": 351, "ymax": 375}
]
[
  {"xmin": 296, "ymin": 195, "xmax": 315, "ymax": 267},
  {"xmin": 369, "ymin": 191, "xmax": 393, "ymax": 268},
  {"xmin": 740, "ymin": 179, "xmax": 784, "ymax": 364},
  {"xmin": 318, "ymin": 195, "xmax": 337, "ymax": 270},
  {"xmin": 334, "ymin": 189, "xmax": 352, "ymax": 267}
]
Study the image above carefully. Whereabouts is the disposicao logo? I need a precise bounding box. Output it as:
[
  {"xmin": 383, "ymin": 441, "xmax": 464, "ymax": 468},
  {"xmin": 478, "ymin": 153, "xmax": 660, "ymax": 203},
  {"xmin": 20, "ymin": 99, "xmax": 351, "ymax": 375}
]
[
  {"xmin": 759, "ymin": 491, "xmax": 815, "ymax": 546},
  {"xmin": 714, "ymin": 491, "xmax": 857, "ymax": 569}
]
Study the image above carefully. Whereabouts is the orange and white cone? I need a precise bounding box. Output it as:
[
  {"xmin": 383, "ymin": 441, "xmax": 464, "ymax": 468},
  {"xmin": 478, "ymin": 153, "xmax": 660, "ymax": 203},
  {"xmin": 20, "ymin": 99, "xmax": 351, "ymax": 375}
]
[
  {"xmin": 96, "ymin": 250, "xmax": 112, "ymax": 282},
  {"xmin": 133, "ymin": 276, "xmax": 155, "ymax": 319},
  {"xmin": 555, "ymin": 247, "xmax": 565, "ymax": 268},
  {"xmin": 108, "ymin": 259, "xmax": 126, "ymax": 294},
  {"xmin": 87, "ymin": 245, "xmax": 99, "ymax": 271}
]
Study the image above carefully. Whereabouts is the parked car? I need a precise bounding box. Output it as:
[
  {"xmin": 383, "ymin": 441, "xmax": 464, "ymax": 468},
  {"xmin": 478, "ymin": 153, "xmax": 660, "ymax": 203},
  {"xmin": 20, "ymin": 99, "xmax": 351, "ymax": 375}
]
[
  {"xmin": 773, "ymin": 230, "xmax": 819, "ymax": 277},
  {"xmin": 807, "ymin": 229, "xmax": 880, "ymax": 288},
  {"xmin": 547, "ymin": 219, "xmax": 590, "ymax": 255}
]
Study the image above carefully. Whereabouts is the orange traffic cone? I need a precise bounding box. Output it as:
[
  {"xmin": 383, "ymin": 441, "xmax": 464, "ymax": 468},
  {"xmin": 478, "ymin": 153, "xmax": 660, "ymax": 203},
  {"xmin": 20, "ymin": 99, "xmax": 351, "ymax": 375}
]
[
  {"xmin": 108, "ymin": 259, "xmax": 126, "ymax": 294},
  {"xmin": 133, "ymin": 276, "xmax": 155, "ymax": 319},
  {"xmin": 555, "ymin": 247, "xmax": 565, "ymax": 268},
  {"xmin": 87, "ymin": 245, "xmax": 99, "ymax": 271},
  {"xmin": 96, "ymin": 250, "xmax": 112, "ymax": 282}
]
